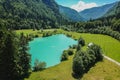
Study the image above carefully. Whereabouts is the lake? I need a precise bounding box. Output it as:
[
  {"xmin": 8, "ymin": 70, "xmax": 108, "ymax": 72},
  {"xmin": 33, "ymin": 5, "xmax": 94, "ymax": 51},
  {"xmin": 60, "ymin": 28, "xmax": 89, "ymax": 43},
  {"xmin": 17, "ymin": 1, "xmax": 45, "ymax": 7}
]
[{"xmin": 29, "ymin": 34, "xmax": 77, "ymax": 67}]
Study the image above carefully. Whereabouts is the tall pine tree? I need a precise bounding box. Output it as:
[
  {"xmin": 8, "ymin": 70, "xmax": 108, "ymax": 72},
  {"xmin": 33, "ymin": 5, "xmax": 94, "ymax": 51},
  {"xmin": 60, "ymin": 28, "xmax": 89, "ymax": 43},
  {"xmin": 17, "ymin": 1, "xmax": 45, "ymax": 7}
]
[{"xmin": 18, "ymin": 33, "xmax": 31, "ymax": 79}]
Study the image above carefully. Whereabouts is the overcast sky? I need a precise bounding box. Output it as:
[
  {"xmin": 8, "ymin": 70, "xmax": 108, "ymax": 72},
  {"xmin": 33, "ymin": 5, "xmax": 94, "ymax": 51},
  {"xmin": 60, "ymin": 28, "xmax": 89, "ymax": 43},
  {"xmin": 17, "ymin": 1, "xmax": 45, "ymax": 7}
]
[{"xmin": 55, "ymin": 0, "xmax": 119, "ymax": 12}]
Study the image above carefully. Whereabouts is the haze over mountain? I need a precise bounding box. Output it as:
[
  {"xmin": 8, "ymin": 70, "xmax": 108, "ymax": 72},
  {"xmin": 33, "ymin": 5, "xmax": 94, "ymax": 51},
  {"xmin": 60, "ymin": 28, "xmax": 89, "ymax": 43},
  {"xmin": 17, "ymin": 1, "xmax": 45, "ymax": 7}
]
[
  {"xmin": 79, "ymin": 2, "xmax": 116, "ymax": 20},
  {"xmin": 59, "ymin": 5, "xmax": 85, "ymax": 21}
]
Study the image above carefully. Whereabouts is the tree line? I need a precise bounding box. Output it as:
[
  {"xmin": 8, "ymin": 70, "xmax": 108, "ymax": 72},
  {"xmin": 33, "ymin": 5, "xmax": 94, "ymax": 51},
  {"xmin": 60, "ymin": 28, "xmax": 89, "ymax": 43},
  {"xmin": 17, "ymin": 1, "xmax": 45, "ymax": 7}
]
[{"xmin": 63, "ymin": 13, "xmax": 120, "ymax": 41}]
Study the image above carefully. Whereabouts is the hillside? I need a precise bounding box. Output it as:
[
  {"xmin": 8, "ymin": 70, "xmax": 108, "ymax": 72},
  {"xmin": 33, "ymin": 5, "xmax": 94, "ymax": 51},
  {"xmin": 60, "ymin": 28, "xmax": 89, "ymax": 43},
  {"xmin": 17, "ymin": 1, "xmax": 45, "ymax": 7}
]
[
  {"xmin": 104, "ymin": 1, "xmax": 120, "ymax": 17},
  {"xmin": 59, "ymin": 5, "xmax": 85, "ymax": 21},
  {"xmin": 0, "ymin": 0, "xmax": 67, "ymax": 29},
  {"xmin": 93, "ymin": 1, "xmax": 120, "ymax": 33},
  {"xmin": 79, "ymin": 2, "xmax": 116, "ymax": 20}
]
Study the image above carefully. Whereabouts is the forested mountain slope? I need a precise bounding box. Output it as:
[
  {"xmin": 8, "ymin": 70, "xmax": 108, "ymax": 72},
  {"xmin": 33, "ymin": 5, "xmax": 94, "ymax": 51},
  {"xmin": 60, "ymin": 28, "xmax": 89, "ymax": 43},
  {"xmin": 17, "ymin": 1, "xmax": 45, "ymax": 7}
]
[
  {"xmin": 104, "ymin": 1, "xmax": 120, "ymax": 17},
  {"xmin": 0, "ymin": 0, "xmax": 66, "ymax": 29}
]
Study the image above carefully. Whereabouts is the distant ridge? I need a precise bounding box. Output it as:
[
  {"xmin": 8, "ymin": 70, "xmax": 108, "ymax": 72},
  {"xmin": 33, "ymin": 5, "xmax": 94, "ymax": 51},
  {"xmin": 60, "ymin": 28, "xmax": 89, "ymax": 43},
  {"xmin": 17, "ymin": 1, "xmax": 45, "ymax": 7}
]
[
  {"xmin": 59, "ymin": 5, "xmax": 85, "ymax": 21},
  {"xmin": 103, "ymin": 1, "xmax": 120, "ymax": 17},
  {"xmin": 79, "ymin": 2, "xmax": 116, "ymax": 20}
]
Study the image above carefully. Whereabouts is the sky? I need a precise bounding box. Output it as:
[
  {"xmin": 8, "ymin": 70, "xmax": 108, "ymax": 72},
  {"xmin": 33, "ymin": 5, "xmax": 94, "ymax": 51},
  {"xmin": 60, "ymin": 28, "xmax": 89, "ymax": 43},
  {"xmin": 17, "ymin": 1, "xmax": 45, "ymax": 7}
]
[{"xmin": 55, "ymin": 0, "xmax": 119, "ymax": 12}]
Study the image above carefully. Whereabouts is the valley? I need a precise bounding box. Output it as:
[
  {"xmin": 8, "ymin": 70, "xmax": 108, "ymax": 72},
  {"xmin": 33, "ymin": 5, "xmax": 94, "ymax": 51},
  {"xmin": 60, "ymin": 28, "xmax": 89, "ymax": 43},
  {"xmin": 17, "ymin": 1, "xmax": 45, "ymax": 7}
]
[{"xmin": 0, "ymin": 0, "xmax": 120, "ymax": 80}]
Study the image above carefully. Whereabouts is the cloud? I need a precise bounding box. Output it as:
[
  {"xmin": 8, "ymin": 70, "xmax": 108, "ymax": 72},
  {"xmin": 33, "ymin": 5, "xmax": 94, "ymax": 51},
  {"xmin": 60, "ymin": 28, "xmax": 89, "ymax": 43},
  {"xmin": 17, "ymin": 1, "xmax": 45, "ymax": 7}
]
[{"xmin": 71, "ymin": 1, "xmax": 97, "ymax": 12}]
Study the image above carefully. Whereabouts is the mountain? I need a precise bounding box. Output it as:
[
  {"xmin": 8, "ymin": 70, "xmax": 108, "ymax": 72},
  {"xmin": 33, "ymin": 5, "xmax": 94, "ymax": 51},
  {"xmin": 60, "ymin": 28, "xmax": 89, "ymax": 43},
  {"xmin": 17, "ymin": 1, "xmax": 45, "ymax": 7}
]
[
  {"xmin": 79, "ymin": 2, "xmax": 116, "ymax": 20},
  {"xmin": 59, "ymin": 5, "xmax": 85, "ymax": 21},
  {"xmin": 0, "ymin": 0, "xmax": 67, "ymax": 29},
  {"xmin": 104, "ymin": 1, "xmax": 120, "ymax": 17}
]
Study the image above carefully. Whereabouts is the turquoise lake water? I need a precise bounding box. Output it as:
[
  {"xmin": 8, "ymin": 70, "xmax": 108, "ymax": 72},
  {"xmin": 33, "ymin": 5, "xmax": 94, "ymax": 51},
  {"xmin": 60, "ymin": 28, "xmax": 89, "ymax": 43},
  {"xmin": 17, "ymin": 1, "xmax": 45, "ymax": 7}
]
[{"xmin": 29, "ymin": 34, "xmax": 77, "ymax": 67}]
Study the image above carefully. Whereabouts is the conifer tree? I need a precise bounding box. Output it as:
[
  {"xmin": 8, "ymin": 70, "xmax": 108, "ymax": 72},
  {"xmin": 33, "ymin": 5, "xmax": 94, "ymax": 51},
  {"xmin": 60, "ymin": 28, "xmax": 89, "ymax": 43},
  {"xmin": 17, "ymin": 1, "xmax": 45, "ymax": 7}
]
[
  {"xmin": 18, "ymin": 33, "xmax": 31, "ymax": 79},
  {"xmin": 0, "ymin": 29, "xmax": 19, "ymax": 80}
]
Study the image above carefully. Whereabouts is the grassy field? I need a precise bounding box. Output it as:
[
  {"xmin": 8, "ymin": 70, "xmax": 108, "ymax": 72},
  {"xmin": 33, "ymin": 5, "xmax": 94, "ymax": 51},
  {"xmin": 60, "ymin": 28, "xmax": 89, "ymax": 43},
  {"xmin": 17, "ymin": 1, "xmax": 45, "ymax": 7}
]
[
  {"xmin": 16, "ymin": 29, "xmax": 57, "ymax": 34},
  {"xmin": 16, "ymin": 29, "xmax": 120, "ymax": 80},
  {"xmin": 16, "ymin": 29, "xmax": 57, "ymax": 36},
  {"xmin": 25, "ymin": 57, "xmax": 120, "ymax": 80}
]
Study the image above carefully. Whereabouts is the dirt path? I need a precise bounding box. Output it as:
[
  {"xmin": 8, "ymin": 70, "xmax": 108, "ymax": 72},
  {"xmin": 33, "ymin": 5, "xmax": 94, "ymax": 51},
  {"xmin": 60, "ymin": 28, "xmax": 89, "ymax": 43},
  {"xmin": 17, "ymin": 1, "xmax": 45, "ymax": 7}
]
[{"xmin": 103, "ymin": 55, "xmax": 120, "ymax": 66}]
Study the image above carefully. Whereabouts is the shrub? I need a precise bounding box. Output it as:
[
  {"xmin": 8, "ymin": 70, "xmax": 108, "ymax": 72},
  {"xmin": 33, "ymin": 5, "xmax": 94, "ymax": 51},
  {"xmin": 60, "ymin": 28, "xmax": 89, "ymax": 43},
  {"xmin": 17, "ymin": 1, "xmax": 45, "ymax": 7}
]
[
  {"xmin": 72, "ymin": 50, "xmax": 86, "ymax": 75},
  {"xmin": 78, "ymin": 37, "xmax": 85, "ymax": 46},
  {"xmin": 61, "ymin": 51, "xmax": 68, "ymax": 61},
  {"xmin": 27, "ymin": 34, "xmax": 34, "ymax": 41},
  {"xmin": 42, "ymin": 32, "xmax": 53, "ymax": 37},
  {"xmin": 67, "ymin": 49, "xmax": 74, "ymax": 55},
  {"xmin": 76, "ymin": 44, "xmax": 81, "ymax": 51},
  {"xmin": 71, "ymin": 44, "xmax": 77, "ymax": 49},
  {"xmin": 66, "ymin": 34, "xmax": 72, "ymax": 37},
  {"xmin": 88, "ymin": 44, "xmax": 103, "ymax": 61},
  {"xmin": 53, "ymin": 29, "xmax": 57, "ymax": 33},
  {"xmin": 33, "ymin": 59, "xmax": 46, "ymax": 72},
  {"xmin": 86, "ymin": 49, "xmax": 96, "ymax": 67},
  {"xmin": 34, "ymin": 34, "xmax": 39, "ymax": 38}
]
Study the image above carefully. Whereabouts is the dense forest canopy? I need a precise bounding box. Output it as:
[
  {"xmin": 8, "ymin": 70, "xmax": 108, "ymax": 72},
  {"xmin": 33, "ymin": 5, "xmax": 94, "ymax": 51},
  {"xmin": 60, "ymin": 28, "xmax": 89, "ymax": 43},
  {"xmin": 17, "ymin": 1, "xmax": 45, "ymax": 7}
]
[{"xmin": 0, "ymin": 0, "xmax": 68, "ymax": 29}]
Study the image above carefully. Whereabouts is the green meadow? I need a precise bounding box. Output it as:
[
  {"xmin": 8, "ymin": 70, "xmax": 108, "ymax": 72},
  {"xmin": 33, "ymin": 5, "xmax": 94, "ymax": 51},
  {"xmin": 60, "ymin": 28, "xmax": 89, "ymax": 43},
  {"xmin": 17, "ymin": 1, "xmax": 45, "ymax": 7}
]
[
  {"xmin": 25, "ymin": 58, "xmax": 120, "ymax": 80},
  {"xmin": 15, "ymin": 29, "xmax": 120, "ymax": 80}
]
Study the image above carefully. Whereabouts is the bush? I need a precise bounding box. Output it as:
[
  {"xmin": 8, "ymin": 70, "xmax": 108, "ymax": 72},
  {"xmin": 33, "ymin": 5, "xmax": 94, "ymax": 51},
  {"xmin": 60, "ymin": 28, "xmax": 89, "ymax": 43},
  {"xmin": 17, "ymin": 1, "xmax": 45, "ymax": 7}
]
[
  {"xmin": 34, "ymin": 34, "xmax": 39, "ymax": 38},
  {"xmin": 61, "ymin": 51, "xmax": 68, "ymax": 61},
  {"xmin": 27, "ymin": 34, "xmax": 34, "ymax": 41},
  {"xmin": 88, "ymin": 44, "xmax": 103, "ymax": 61},
  {"xmin": 78, "ymin": 37, "xmax": 85, "ymax": 46},
  {"xmin": 67, "ymin": 49, "xmax": 74, "ymax": 55},
  {"xmin": 86, "ymin": 49, "xmax": 96, "ymax": 67},
  {"xmin": 71, "ymin": 44, "xmax": 77, "ymax": 49},
  {"xmin": 66, "ymin": 33, "xmax": 72, "ymax": 37},
  {"xmin": 76, "ymin": 44, "xmax": 81, "ymax": 51},
  {"xmin": 42, "ymin": 32, "xmax": 53, "ymax": 37},
  {"xmin": 33, "ymin": 59, "xmax": 46, "ymax": 72},
  {"xmin": 72, "ymin": 50, "xmax": 86, "ymax": 76},
  {"xmin": 53, "ymin": 29, "xmax": 57, "ymax": 33}
]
